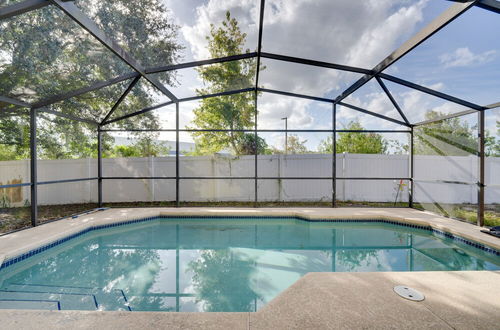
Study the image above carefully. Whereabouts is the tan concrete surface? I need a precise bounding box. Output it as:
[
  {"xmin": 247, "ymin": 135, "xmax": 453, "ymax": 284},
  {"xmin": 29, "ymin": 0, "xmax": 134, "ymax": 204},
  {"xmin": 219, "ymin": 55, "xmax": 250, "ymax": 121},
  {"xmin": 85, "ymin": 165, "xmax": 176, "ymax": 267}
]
[
  {"xmin": 0, "ymin": 271, "xmax": 499, "ymax": 329},
  {"xmin": 1, "ymin": 208, "xmax": 499, "ymax": 329},
  {"xmin": 1, "ymin": 208, "xmax": 499, "ymax": 261},
  {"xmin": 251, "ymin": 271, "xmax": 500, "ymax": 330},
  {"xmin": 0, "ymin": 310, "xmax": 249, "ymax": 330}
]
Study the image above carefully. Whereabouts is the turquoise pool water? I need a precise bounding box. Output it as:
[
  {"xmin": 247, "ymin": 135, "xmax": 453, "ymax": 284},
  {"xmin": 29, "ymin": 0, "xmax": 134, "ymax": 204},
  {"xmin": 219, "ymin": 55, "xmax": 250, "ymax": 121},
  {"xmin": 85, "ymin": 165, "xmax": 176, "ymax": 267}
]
[{"xmin": 0, "ymin": 218, "xmax": 499, "ymax": 312}]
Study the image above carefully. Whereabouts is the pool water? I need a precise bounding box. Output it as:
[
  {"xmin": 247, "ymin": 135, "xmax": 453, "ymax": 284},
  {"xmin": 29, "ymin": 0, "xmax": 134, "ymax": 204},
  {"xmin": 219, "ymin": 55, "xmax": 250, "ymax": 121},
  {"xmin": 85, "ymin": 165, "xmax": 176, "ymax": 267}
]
[{"xmin": 0, "ymin": 218, "xmax": 499, "ymax": 312}]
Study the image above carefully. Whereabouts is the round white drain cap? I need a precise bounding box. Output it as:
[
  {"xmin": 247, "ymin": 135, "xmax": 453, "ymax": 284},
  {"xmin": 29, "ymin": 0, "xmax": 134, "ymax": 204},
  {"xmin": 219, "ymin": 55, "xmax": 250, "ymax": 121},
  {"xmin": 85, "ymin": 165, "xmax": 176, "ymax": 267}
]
[{"xmin": 393, "ymin": 285, "xmax": 425, "ymax": 301}]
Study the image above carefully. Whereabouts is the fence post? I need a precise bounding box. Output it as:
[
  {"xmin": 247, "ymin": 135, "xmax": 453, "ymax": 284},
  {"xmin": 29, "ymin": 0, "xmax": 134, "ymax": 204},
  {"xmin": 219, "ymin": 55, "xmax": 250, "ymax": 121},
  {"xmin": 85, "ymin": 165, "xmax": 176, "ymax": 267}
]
[
  {"xmin": 254, "ymin": 89, "xmax": 258, "ymax": 207},
  {"xmin": 30, "ymin": 108, "xmax": 37, "ymax": 227},
  {"xmin": 97, "ymin": 126, "xmax": 103, "ymax": 207},
  {"xmin": 176, "ymin": 102, "xmax": 180, "ymax": 207},
  {"xmin": 332, "ymin": 103, "xmax": 336, "ymax": 207},
  {"xmin": 409, "ymin": 127, "xmax": 414, "ymax": 208},
  {"xmin": 477, "ymin": 111, "xmax": 485, "ymax": 226}
]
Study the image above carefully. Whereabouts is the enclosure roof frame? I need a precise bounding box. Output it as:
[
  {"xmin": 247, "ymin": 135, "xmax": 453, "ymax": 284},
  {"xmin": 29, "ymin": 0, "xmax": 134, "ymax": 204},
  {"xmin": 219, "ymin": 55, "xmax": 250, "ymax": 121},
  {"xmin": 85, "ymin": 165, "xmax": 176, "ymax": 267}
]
[{"xmin": 0, "ymin": 0, "xmax": 497, "ymax": 128}]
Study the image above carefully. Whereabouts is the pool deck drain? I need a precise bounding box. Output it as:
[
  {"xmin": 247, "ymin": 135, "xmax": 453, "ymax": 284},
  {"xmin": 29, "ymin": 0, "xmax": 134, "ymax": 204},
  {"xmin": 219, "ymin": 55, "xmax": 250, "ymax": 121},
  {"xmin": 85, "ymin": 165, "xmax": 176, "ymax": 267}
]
[{"xmin": 0, "ymin": 208, "xmax": 499, "ymax": 329}]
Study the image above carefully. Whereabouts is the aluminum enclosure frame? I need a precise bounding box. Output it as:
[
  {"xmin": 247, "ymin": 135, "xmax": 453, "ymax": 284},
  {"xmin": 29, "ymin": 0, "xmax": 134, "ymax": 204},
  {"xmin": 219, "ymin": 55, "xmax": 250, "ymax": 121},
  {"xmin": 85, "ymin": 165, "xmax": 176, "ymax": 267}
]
[{"xmin": 0, "ymin": 0, "xmax": 498, "ymax": 229}]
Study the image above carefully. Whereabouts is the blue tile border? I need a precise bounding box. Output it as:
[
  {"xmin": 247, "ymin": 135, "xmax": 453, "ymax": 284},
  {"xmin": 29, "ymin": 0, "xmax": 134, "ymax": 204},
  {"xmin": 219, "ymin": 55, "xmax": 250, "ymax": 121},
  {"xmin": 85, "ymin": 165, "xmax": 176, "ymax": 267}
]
[{"xmin": 0, "ymin": 215, "xmax": 498, "ymax": 271}]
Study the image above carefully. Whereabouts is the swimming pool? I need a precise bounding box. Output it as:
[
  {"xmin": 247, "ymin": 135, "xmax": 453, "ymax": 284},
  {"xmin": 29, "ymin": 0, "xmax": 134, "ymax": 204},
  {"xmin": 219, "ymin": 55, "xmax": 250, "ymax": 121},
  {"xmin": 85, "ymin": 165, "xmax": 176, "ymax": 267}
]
[{"xmin": 0, "ymin": 217, "xmax": 499, "ymax": 312}]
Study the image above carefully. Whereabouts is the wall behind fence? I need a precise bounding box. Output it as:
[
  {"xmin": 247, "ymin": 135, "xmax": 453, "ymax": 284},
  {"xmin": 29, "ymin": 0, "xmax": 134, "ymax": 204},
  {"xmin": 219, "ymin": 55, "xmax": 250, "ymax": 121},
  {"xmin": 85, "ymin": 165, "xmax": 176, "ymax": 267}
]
[{"xmin": 1, "ymin": 154, "xmax": 498, "ymax": 206}]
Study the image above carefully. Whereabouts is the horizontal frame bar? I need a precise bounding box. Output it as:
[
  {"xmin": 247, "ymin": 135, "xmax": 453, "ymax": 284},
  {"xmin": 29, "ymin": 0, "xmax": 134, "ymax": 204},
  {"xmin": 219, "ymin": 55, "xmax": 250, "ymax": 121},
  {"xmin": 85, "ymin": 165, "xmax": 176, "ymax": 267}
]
[
  {"xmin": 32, "ymin": 72, "xmax": 139, "ymax": 109},
  {"xmin": 0, "ymin": 95, "xmax": 30, "ymax": 108},
  {"xmin": 258, "ymin": 88, "xmax": 332, "ymax": 103},
  {"xmin": 38, "ymin": 108, "xmax": 99, "ymax": 125},
  {"xmin": 414, "ymin": 179, "xmax": 477, "ymax": 186},
  {"xmin": 0, "ymin": 0, "xmax": 49, "ymax": 20},
  {"xmin": 338, "ymin": 101, "xmax": 411, "ymax": 127},
  {"xmin": 0, "ymin": 182, "xmax": 31, "ymax": 189},
  {"xmin": 102, "ymin": 87, "xmax": 255, "ymax": 125},
  {"xmin": 100, "ymin": 128, "xmax": 411, "ymax": 133},
  {"xmin": 261, "ymin": 52, "xmax": 373, "ymax": 75},
  {"xmin": 146, "ymin": 53, "xmax": 258, "ymax": 74},
  {"xmin": 102, "ymin": 177, "xmax": 410, "ymax": 180},
  {"xmin": 379, "ymin": 73, "xmax": 484, "ymax": 111},
  {"xmin": 37, "ymin": 177, "xmax": 98, "ymax": 186},
  {"xmin": 413, "ymin": 102, "xmax": 500, "ymax": 126}
]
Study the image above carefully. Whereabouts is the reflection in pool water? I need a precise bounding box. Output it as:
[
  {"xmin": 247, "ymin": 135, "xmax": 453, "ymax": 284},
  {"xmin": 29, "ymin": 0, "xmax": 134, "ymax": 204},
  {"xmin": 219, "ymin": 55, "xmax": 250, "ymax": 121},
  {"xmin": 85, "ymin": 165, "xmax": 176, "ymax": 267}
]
[{"xmin": 0, "ymin": 218, "xmax": 498, "ymax": 312}]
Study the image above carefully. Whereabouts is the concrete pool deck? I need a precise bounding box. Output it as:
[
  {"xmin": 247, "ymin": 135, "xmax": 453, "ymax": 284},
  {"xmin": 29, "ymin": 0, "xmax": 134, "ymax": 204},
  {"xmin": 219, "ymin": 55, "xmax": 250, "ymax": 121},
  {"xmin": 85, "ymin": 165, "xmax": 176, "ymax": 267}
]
[{"xmin": 0, "ymin": 208, "xmax": 499, "ymax": 329}]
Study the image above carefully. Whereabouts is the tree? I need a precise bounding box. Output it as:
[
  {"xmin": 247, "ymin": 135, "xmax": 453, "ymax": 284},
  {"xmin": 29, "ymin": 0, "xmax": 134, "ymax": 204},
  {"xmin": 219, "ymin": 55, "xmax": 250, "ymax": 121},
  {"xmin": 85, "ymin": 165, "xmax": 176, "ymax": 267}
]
[
  {"xmin": 189, "ymin": 12, "xmax": 258, "ymax": 156},
  {"xmin": 486, "ymin": 120, "xmax": 500, "ymax": 157},
  {"xmin": 109, "ymin": 138, "xmax": 170, "ymax": 158},
  {"xmin": 272, "ymin": 135, "xmax": 309, "ymax": 154},
  {"xmin": 188, "ymin": 250, "xmax": 261, "ymax": 312},
  {"xmin": 0, "ymin": 1, "xmax": 182, "ymax": 159},
  {"xmin": 318, "ymin": 120, "xmax": 388, "ymax": 154},
  {"xmin": 238, "ymin": 133, "xmax": 270, "ymax": 155}
]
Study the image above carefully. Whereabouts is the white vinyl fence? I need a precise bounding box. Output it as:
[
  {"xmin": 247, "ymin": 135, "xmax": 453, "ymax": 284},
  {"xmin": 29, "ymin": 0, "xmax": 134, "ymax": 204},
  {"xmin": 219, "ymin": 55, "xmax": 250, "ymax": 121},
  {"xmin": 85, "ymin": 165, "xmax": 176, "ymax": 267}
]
[{"xmin": 0, "ymin": 154, "xmax": 499, "ymax": 206}]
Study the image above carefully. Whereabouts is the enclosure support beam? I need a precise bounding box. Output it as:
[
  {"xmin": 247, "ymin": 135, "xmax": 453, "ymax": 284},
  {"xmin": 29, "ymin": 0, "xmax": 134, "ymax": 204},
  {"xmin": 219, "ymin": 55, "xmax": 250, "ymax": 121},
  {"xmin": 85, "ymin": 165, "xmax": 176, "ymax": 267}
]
[
  {"xmin": 338, "ymin": 102, "xmax": 410, "ymax": 127},
  {"xmin": 260, "ymin": 52, "xmax": 372, "ymax": 75},
  {"xmin": 146, "ymin": 53, "xmax": 258, "ymax": 74},
  {"xmin": 0, "ymin": 95, "xmax": 30, "ymax": 108},
  {"xmin": 0, "ymin": 0, "xmax": 49, "ymax": 20},
  {"xmin": 38, "ymin": 108, "xmax": 98, "ymax": 126},
  {"xmin": 102, "ymin": 88, "xmax": 255, "ymax": 126},
  {"xmin": 332, "ymin": 1, "xmax": 476, "ymax": 105},
  {"xmin": 409, "ymin": 127, "xmax": 414, "ymax": 208},
  {"xmin": 175, "ymin": 102, "xmax": 180, "ymax": 207},
  {"xmin": 332, "ymin": 103, "xmax": 337, "ymax": 208},
  {"xmin": 30, "ymin": 107, "xmax": 38, "ymax": 227},
  {"xmin": 378, "ymin": 73, "xmax": 484, "ymax": 111},
  {"xmin": 97, "ymin": 126, "xmax": 103, "ymax": 208},
  {"xmin": 477, "ymin": 110, "xmax": 485, "ymax": 226},
  {"xmin": 414, "ymin": 102, "xmax": 500, "ymax": 126},
  {"xmin": 253, "ymin": 0, "xmax": 266, "ymax": 207},
  {"xmin": 31, "ymin": 72, "xmax": 139, "ymax": 109},
  {"xmin": 254, "ymin": 90, "xmax": 258, "ymax": 208},
  {"xmin": 375, "ymin": 76, "xmax": 410, "ymax": 126},
  {"xmin": 51, "ymin": 0, "xmax": 178, "ymax": 102},
  {"xmin": 101, "ymin": 76, "xmax": 141, "ymax": 124}
]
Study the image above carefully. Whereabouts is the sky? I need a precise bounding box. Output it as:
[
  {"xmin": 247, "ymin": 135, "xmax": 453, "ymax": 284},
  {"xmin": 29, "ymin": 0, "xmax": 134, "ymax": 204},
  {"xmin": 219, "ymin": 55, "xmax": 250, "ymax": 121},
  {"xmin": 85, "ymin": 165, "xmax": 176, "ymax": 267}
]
[{"xmin": 127, "ymin": 0, "xmax": 500, "ymax": 151}]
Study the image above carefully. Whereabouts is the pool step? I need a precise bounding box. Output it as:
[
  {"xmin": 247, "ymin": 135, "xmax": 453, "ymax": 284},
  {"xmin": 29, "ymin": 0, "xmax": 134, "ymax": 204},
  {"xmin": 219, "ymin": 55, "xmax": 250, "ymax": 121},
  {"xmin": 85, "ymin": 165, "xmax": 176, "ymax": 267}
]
[
  {"xmin": 1, "ymin": 283, "xmax": 131, "ymax": 311},
  {"xmin": 0, "ymin": 290, "xmax": 97, "ymax": 310},
  {"xmin": 0, "ymin": 298, "xmax": 61, "ymax": 310}
]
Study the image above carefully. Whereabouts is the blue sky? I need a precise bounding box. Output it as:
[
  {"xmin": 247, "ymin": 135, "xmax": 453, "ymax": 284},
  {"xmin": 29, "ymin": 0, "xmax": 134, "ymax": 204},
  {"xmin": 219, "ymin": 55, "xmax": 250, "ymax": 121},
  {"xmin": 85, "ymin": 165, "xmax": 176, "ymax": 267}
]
[{"xmin": 134, "ymin": 1, "xmax": 499, "ymax": 150}]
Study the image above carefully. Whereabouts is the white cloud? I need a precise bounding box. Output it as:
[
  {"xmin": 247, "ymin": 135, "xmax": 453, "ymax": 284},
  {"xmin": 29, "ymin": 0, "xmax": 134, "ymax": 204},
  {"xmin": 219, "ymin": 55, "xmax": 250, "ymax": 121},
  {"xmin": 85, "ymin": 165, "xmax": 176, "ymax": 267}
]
[
  {"xmin": 177, "ymin": 0, "xmax": 431, "ymax": 130},
  {"xmin": 439, "ymin": 47, "xmax": 497, "ymax": 68},
  {"xmin": 181, "ymin": 0, "xmax": 258, "ymax": 60}
]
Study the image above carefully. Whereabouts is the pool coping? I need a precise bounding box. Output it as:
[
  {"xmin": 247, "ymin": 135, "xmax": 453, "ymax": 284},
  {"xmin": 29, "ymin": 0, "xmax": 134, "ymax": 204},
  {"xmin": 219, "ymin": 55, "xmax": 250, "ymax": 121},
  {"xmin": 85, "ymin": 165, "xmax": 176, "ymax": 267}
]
[{"xmin": 0, "ymin": 207, "xmax": 499, "ymax": 268}]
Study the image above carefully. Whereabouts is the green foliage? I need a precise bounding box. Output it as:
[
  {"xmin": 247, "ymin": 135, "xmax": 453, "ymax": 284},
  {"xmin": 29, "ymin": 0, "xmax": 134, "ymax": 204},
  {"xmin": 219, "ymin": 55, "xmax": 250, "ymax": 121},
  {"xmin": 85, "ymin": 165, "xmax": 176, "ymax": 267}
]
[
  {"xmin": 188, "ymin": 250, "xmax": 260, "ymax": 312},
  {"xmin": 272, "ymin": 134, "xmax": 309, "ymax": 154},
  {"xmin": 107, "ymin": 136, "xmax": 170, "ymax": 158},
  {"xmin": 0, "ymin": 115, "xmax": 30, "ymax": 160},
  {"xmin": 318, "ymin": 120, "xmax": 388, "ymax": 154},
  {"xmin": 0, "ymin": 1, "xmax": 182, "ymax": 159},
  {"xmin": 239, "ymin": 133, "xmax": 270, "ymax": 155},
  {"xmin": 189, "ymin": 12, "xmax": 258, "ymax": 156},
  {"xmin": 486, "ymin": 120, "xmax": 500, "ymax": 157}
]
